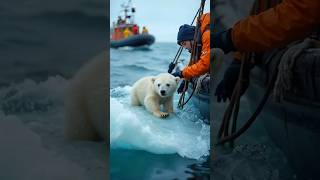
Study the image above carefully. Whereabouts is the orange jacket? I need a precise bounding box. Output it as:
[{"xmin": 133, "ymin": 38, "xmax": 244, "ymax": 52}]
[
  {"xmin": 182, "ymin": 13, "xmax": 210, "ymax": 80},
  {"xmin": 232, "ymin": 0, "xmax": 320, "ymax": 52}
]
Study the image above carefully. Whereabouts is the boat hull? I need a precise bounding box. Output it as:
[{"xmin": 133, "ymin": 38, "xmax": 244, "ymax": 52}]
[
  {"xmin": 110, "ymin": 34, "xmax": 155, "ymax": 48},
  {"xmin": 187, "ymin": 80, "xmax": 210, "ymax": 124},
  {"xmin": 246, "ymin": 66, "xmax": 320, "ymax": 180}
]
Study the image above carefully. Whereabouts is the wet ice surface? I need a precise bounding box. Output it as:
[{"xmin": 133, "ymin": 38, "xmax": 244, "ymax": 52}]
[{"xmin": 110, "ymin": 86, "xmax": 210, "ymax": 159}]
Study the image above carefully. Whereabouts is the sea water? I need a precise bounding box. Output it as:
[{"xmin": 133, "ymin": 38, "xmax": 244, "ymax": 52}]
[{"xmin": 110, "ymin": 43, "xmax": 211, "ymax": 179}]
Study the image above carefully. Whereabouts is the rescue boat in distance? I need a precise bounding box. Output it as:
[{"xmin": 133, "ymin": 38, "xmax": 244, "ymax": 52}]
[{"xmin": 110, "ymin": 0, "xmax": 155, "ymax": 48}]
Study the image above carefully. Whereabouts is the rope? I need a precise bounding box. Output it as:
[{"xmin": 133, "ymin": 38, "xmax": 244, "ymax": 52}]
[
  {"xmin": 178, "ymin": 81, "xmax": 197, "ymax": 108},
  {"xmin": 216, "ymin": 46, "xmax": 292, "ymax": 146},
  {"xmin": 214, "ymin": 0, "xmax": 320, "ymax": 147},
  {"xmin": 215, "ymin": 0, "xmax": 285, "ymax": 147},
  {"xmin": 177, "ymin": 0, "xmax": 206, "ymax": 109},
  {"xmin": 195, "ymin": 73, "xmax": 210, "ymax": 94},
  {"xmin": 216, "ymin": 53, "xmax": 251, "ymax": 145},
  {"xmin": 273, "ymin": 39, "xmax": 314, "ymax": 102},
  {"xmin": 216, "ymin": 56, "xmax": 281, "ymax": 145}
]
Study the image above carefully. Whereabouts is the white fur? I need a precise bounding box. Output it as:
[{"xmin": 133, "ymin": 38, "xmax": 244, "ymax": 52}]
[
  {"xmin": 131, "ymin": 73, "xmax": 179, "ymax": 118},
  {"xmin": 64, "ymin": 50, "xmax": 108, "ymax": 141}
]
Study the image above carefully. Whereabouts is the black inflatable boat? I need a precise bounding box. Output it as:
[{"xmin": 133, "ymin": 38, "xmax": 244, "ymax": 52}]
[
  {"xmin": 110, "ymin": 34, "xmax": 155, "ymax": 48},
  {"xmin": 246, "ymin": 47, "xmax": 320, "ymax": 180},
  {"xmin": 187, "ymin": 75, "xmax": 210, "ymax": 124}
]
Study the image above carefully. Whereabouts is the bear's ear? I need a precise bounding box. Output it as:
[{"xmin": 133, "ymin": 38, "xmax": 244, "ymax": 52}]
[
  {"xmin": 151, "ymin": 77, "xmax": 156, "ymax": 83},
  {"xmin": 175, "ymin": 77, "xmax": 180, "ymax": 84}
]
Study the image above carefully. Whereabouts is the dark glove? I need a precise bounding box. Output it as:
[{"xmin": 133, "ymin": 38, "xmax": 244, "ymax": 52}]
[
  {"xmin": 171, "ymin": 70, "xmax": 183, "ymax": 78},
  {"xmin": 177, "ymin": 80, "xmax": 188, "ymax": 94},
  {"xmin": 168, "ymin": 62, "xmax": 175, "ymax": 73},
  {"xmin": 214, "ymin": 60, "xmax": 249, "ymax": 102},
  {"xmin": 211, "ymin": 28, "xmax": 236, "ymax": 54}
]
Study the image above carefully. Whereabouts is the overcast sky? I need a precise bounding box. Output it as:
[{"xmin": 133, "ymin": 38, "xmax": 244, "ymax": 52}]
[{"xmin": 110, "ymin": 0, "xmax": 210, "ymax": 42}]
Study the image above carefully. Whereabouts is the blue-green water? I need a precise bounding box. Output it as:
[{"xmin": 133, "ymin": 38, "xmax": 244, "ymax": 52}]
[{"xmin": 110, "ymin": 43, "xmax": 210, "ymax": 179}]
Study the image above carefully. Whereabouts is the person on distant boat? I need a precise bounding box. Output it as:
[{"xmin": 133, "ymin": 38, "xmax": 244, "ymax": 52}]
[
  {"xmin": 117, "ymin": 16, "xmax": 123, "ymax": 25},
  {"xmin": 212, "ymin": 0, "xmax": 320, "ymax": 102},
  {"xmin": 123, "ymin": 27, "xmax": 132, "ymax": 38},
  {"xmin": 171, "ymin": 13, "xmax": 210, "ymax": 93},
  {"xmin": 132, "ymin": 24, "xmax": 139, "ymax": 35},
  {"xmin": 142, "ymin": 26, "xmax": 149, "ymax": 34}
]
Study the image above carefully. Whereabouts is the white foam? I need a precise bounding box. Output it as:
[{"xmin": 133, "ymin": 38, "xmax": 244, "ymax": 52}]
[
  {"xmin": 0, "ymin": 76, "xmax": 69, "ymax": 115},
  {"xmin": 0, "ymin": 76, "xmax": 68, "ymax": 103},
  {"xmin": 0, "ymin": 77, "xmax": 107, "ymax": 179},
  {"xmin": 0, "ymin": 113, "xmax": 90, "ymax": 180},
  {"xmin": 110, "ymin": 86, "xmax": 210, "ymax": 160}
]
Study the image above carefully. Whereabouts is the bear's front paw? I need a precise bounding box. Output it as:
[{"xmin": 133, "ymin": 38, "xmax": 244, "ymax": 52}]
[
  {"xmin": 160, "ymin": 112, "xmax": 169, "ymax": 118},
  {"xmin": 154, "ymin": 111, "xmax": 169, "ymax": 118}
]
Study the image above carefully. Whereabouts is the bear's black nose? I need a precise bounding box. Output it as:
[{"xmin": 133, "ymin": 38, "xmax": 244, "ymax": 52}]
[{"xmin": 160, "ymin": 90, "xmax": 166, "ymax": 95}]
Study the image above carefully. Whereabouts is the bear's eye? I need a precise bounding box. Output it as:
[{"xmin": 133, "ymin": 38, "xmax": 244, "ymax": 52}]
[
  {"xmin": 166, "ymin": 84, "xmax": 170, "ymax": 87},
  {"xmin": 157, "ymin": 84, "xmax": 160, "ymax": 87}
]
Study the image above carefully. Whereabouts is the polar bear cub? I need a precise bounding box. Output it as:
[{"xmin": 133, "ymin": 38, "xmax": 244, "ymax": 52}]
[{"xmin": 131, "ymin": 73, "xmax": 180, "ymax": 118}]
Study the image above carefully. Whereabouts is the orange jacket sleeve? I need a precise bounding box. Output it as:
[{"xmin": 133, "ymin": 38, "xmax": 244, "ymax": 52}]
[
  {"xmin": 232, "ymin": 0, "xmax": 320, "ymax": 52},
  {"xmin": 182, "ymin": 13, "xmax": 210, "ymax": 80}
]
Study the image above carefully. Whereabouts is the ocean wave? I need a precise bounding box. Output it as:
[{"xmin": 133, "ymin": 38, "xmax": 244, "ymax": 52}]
[
  {"xmin": 110, "ymin": 86, "xmax": 210, "ymax": 160},
  {"xmin": 121, "ymin": 64, "xmax": 154, "ymax": 72},
  {"xmin": 0, "ymin": 76, "xmax": 68, "ymax": 114}
]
